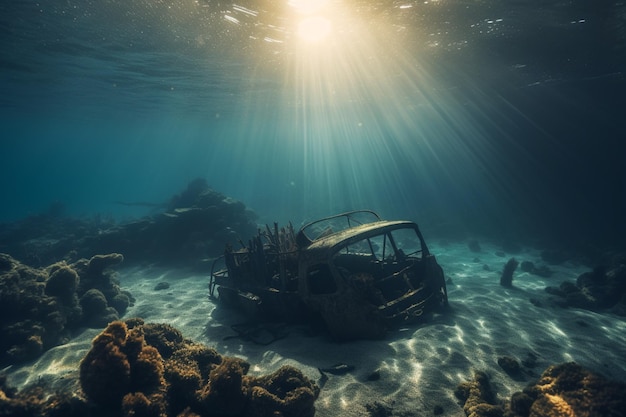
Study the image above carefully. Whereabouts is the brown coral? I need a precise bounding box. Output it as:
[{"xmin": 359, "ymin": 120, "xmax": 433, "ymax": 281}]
[
  {"xmin": 0, "ymin": 253, "xmax": 131, "ymax": 366},
  {"xmin": 455, "ymin": 371, "xmax": 503, "ymax": 417},
  {"xmin": 1, "ymin": 317, "xmax": 321, "ymax": 417},
  {"xmin": 122, "ymin": 391, "xmax": 167, "ymax": 417},
  {"xmin": 247, "ymin": 365, "xmax": 320, "ymax": 417},
  {"xmin": 165, "ymin": 343, "xmax": 223, "ymax": 414},
  {"xmin": 198, "ymin": 356, "xmax": 250, "ymax": 416},
  {"xmin": 143, "ymin": 322, "xmax": 186, "ymax": 359},
  {"xmin": 79, "ymin": 320, "xmax": 166, "ymax": 411},
  {"xmin": 510, "ymin": 362, "xmax": 626, "ymax": 417}
]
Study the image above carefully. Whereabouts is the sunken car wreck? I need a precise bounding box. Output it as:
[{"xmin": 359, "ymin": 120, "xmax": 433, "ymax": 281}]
[{"xmin": 209, "ymin": 210, "xmax": 448, "ymax": 340}]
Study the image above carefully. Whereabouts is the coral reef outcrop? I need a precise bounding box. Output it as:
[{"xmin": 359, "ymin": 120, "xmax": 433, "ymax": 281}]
[
  {"xmin": 508, "ymin": 362, "xmax": 626, "ymax": 417},
  {"xmin": 1, "ymin": 316, "xmax": 320, "ymax": 417},
  {"xmin": 0, "ymin": 253, "xmax": 132, "ymax": 366},
  {"xmin": 0, "ymin": 178, "xmax": 258, "ymax": 268},
  {"xmin": 79, "ymin": 320, "xmax": 167, "ymax": 416},
  {"xmin": 78, "ymin": 319, "xmax": 320, "ymax": 417},
  {"xmin": 455, "ymin": 371, "xmax": 503, "ymax": 417},
  {"xmin": 75, "ymin": 319, "xmax": 319, "ymax": 417},
  {"xmin": 456, "ymin": 363, "xmax": 626, "ymax": 417}
]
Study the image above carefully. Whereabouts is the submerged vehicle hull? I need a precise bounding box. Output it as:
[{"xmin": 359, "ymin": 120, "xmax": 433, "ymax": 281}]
[{"xmin": 210, "ymin": 211, "xmax": 448, "ymax": 340}]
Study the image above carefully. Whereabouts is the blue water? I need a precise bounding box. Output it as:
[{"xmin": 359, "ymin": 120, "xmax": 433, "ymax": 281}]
[{"xmin": 1, "ymin": 0, "xmax": 624, "ymax": 246}]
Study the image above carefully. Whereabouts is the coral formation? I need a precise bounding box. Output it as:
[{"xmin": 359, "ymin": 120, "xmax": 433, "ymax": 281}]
[
  {"xmin": 79, "ymin": 320, "xmax": 167, "ymax": 416},
  {"xmin": 0, "ymin": 373, "xmax": 91, "ymax": 417},
  {"xmin": 248, "ymin": 365, "xmax": 320, "ymax": 417},
  {"xmin": 197, "ymin": 356, "xmax": 249, "ymax": 415},
  {"xmin": 0, "ymin": 178, "xmax": 258, "ymax": 268},
  {"xmin": 455, "ymin": 371, "xmax": 503, "ymax": 417},
  {"xmin": 165, "ymin": 342, "xmax": 222, "ymax": 414},
  {"xmin": 44, "ymin": 264, "xmax": 79, "ymax": 303},
  {"xmin": 78, "ymin": 319, "xmax": 320, "ymax": 417},
  {"xmin": 508, "ymin": 362, "xmax": 626, "ymax": 417},
  {"xmin": 456, "ymin": 363, "xmax": 626, "ymax": 417},
  {"xmin": 0, "ymin": 253, "xmax": 132, "ymax": 366}
]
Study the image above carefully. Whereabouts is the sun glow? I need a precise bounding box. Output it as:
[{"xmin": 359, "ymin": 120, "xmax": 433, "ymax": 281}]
[
  {"xmin": 297, "ymin": 16, "xmax": 332, "ymax": 43},
  {"xmin": 232, "ymin": 0, "xmax": 486, "ymax": 219},
  {"xmin": 289, "ymin": 0, "xmax": 333, "ymax": 43}
]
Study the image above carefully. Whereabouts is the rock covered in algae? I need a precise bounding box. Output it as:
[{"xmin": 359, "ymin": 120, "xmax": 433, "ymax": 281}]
[
  {"xmin": 509, "ymin": 362, "xmax": 626, "ymax": 417},
  {"xmin": 1, "ymin": 317, "xmax": 318, "ymax": 417},
  {"xmin": 78, "ymin": 318, "xmax": 320, "ymax": 417},
  {"xmin": 0, "ymin": 252, "xmax": 132, "ymax": 366},
  {"xmin": 456, "ymin": 362, "xmax": 626, "ymax": 417},
  {"xmin": 79, "ymin": 320, "xmax": 167, "ymax": 415},
  {"xmin": 455, "ymin": 371, "xmax": 504, "ymax": 417}
]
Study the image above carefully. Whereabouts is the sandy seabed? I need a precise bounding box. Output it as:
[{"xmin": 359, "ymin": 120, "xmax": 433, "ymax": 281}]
[{"xmin": 5, "ymin": 239, "xmax": 626, "ymax": 417}]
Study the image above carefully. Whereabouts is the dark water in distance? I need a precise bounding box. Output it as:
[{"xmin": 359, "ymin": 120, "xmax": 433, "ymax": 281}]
[{"xmin": 1, "ymin": 0, "xmax": 625, "ymax": 247}]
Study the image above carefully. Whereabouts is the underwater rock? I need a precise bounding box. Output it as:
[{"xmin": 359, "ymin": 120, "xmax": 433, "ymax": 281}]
[
  {"xmin": 0, "ymin": 253, "xmax": 131, "ymax": 366},
  {"xmin": 497, "ymin": 356, "xmax": 522, "ymax": 377},
  {"xmin": 75, "ymin": 253, "xmax": 133, "ymax": 317},
  {"xmin": 141, "ymin": 321, "xmax": 186, "ymax": 359},
  {"xmin": 500, "ymin": 258, "xmax": 519, "ymax": 287},
  {"xmin": 77, "ymin": 319, "xmax": 320, "ymax": 417},
  {"xmin": 455, "ymin": 371, "xmax": 503, "ymax": 417},
  {"xmin": 247, "ymin": 365, "xmax": 320, "ymax": 417},
  {"xmin": 508, "ymin": 362, "xmax": 626, "ymax": 417},
  {"xmin": 44, "ymin": 264, "xmax": 79, "ymax": 304},
  {"xmin": 546, "ymin": 257, "xmax": 626, "ymax": 314},
  {"xmin": 85, "ymin": 252, "xmax": 124, "ymax": 276},
  {"xmin": 165, "ymin": 343, "xmax": 223, "ymax": 414},
  {"xmin": 154, "ymin": 281, "xmax": 170, "ymax": 290},
  {"xmin": 509, "ymin": 392, "xmax": 534, "ymax": 416},
  {"xmin": 79, "ymin": 320, "xmax": 167, "ymax": 413},
  {"xmin": 168, "ymin": 177, "xmax": 212, "ymax": 210},
  {"xmin": 0, "ymin": 178, "xmax": 258, "ymax": 268},
  {"xmin": 80, "ymin": 288, "xmax": 108, "ymax": 315},
  {"xmin": 0, "ymin": 373, "xmax": 91, "ymax": 417},
  {"xmin": 366, "ymin": 369, "xmax": 381, "ymax": 381},
  {"xmin": 197, "ymin": 356, "xmax": 249, "ymax": 415},
  {"xmin": 521, "ymin": 352, "xmax": 539, "ymax": 369},
  {"xmin": 455, "ymin": 362, "xmax": 626, "ymax": 417},
  {"xmin": 110, "ymin": 291, "xmax": 132, "ymax": 313}
]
